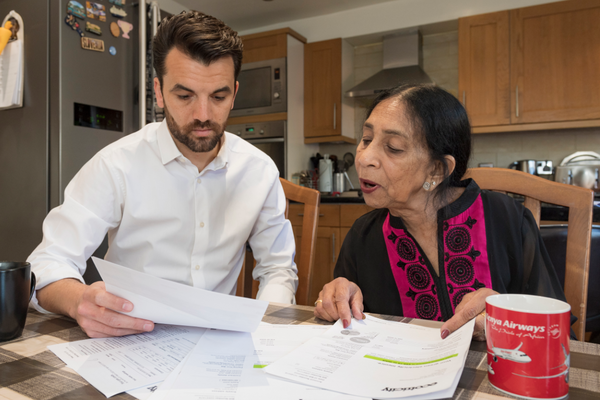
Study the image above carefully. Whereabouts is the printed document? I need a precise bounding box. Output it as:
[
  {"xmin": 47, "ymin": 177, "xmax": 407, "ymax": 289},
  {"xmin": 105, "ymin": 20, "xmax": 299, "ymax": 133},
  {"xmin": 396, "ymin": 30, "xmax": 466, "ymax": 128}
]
[
  {"xmin": 147, "ymin": 323, "xmax": 367, "ymax": 400},
  {"xmin": 265, "ymin": 315, "xmax": 475, "ymax": 399},
  {"xmin": 93, "ymin": 257, "xmax": 268, "ymax": 332},
  {"xmin": 49, "ymin": 324, "xmax": 206, "ymax": 398}
]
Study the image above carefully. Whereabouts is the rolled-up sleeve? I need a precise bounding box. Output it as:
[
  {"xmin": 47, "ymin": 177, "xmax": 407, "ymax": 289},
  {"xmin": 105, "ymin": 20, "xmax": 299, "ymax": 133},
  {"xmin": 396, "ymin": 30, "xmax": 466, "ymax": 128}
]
[
  {"xmin": 27, "ymin": 154, "xmax": 123, "ymax": 313},
  {"xmin": 248, "ymin": 173, "xmax": 298, "ymax": 304}
]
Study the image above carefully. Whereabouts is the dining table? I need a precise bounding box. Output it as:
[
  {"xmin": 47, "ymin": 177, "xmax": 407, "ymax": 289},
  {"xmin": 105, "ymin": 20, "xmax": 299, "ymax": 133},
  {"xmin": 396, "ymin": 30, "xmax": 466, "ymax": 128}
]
[{"xmin": 1, "ymin": 303, "xmax": 599, "ymax": 400}]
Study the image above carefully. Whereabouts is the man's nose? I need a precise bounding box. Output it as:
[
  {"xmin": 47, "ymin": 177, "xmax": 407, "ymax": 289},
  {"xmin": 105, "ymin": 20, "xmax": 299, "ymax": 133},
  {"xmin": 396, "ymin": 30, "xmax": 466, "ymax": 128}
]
[{"xmin": 192, "ymin": 98, "xmax": 211, "ymax": 122}]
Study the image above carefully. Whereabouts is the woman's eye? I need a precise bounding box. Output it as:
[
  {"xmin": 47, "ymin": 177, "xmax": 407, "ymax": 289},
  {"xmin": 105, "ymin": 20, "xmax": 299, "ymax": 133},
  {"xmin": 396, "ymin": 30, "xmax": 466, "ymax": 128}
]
[
  {"xmin": 361, "ymin": 138, "xmax": 372, "ymax": 146},
  {"xmin": 387, "ymin": 145, "xmax": 402, "ymax": 154}
]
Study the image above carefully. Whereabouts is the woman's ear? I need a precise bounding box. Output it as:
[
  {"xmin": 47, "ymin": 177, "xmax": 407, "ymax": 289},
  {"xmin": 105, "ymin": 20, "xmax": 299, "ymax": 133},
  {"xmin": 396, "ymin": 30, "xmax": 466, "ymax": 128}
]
[{"xmin": 431, "ymin": 155, "xmax": 456, "ymax": 184}]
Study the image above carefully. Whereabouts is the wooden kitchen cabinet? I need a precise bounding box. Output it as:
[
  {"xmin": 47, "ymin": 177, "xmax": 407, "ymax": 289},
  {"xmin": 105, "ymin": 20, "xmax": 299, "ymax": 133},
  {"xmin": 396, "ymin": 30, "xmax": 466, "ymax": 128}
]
[
  {"xmin": 458, "ymin": 11, "xmax": 510, "ymax": 127},
  {"xmin": 510, "ymin": 0, "xmax": 600, "ymax": 124},
  {"xmin": 304, "ymin": 39, "xmax": 355, "ymax": 144},
  {"xmin": 289, "ymin": 203, "xmax": 373, "ymax": 304},
  {"xmin": 458, "ymin": 0, "xmax": 600, "ymax": 133}
]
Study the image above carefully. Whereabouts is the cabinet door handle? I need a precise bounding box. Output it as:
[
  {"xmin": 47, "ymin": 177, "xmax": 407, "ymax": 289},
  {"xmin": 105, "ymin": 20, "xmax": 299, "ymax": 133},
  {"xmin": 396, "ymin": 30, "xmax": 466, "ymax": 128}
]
[
  {"xmin": 515, "ymin": 85, "xmax": 519, "ymax": 118},
  {"xmin": 462, "ymin": 90, "xmax": 465, "ymax": 106},
  {"xmin": 297, "ymin": 213, "xmax": 325, "ymax": 217},
  {"xmin": 333, "ymin": 103, "xmax": 337, "ymax": 130},
  {"xmin": 331, "ymin": 233, "xmax": 336, "ymax": 263}
]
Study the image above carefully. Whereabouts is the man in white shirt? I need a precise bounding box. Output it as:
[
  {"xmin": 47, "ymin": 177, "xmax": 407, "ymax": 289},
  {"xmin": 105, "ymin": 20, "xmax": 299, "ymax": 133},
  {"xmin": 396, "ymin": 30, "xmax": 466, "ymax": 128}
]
[{"xmin": 27, "ymin": 11, "xmax": 298, "ymax": 338}]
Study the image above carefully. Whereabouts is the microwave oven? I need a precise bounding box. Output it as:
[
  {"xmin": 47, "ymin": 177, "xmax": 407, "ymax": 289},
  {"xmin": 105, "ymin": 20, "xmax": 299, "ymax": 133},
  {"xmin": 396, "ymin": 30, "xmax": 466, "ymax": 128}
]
[{"xmin": 230, "ymin": 57, "xmax": 286, "ymax": 117}]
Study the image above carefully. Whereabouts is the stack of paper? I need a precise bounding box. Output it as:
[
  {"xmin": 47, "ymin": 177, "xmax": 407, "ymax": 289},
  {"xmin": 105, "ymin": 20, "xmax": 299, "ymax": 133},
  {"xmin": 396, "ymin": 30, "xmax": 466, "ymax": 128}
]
[{"xmin": 47, "ymin": 259, "xmax": 474, "ymax": 399}]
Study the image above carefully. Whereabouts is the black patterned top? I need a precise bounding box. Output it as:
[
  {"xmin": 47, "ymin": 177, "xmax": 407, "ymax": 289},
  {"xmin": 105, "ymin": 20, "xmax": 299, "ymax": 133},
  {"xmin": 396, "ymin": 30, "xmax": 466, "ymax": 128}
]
[{"xmin": 335, "ymin": 179, "xmax": 569, "ymax": 322}]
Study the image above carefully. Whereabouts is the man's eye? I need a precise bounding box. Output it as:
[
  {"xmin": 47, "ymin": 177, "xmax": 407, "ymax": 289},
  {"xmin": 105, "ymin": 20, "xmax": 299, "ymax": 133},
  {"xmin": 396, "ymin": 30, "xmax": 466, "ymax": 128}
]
[
  {"xmin": 178, "ymin": 95, "xmax": 190, "ymax": 100},
  {"xmin": 214, "ymin": 96, "xmax": 225, "ymax": 101}
]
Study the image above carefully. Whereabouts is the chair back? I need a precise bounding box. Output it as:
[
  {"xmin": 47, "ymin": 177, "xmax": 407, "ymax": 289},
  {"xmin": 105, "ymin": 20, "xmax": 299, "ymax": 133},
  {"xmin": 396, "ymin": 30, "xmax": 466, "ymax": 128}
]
[
  {"xmin": 236, "ymin": 178, "xmax": 320, "ymax": 306},
  {"xmin": 466, "ymin": 167, "xmax": 594, "ymax": 340}
]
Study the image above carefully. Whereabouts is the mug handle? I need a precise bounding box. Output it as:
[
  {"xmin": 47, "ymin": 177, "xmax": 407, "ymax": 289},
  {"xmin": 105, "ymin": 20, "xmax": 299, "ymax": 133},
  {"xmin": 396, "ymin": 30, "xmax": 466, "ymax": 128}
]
[{"xmin": 29, "ymin": 272, "xmax": 36, "ymax": 301}]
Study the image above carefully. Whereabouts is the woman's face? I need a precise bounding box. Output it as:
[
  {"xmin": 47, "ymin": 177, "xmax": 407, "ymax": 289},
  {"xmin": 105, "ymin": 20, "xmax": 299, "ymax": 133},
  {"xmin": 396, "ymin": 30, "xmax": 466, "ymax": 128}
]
[{"xmin": 356, "ymin": 97, "xmax": 433, "ymax": 214}]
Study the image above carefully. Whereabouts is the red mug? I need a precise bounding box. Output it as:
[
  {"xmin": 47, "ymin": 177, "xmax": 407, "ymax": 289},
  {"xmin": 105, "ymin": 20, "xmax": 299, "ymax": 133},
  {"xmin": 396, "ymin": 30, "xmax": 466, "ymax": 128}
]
[{"xmin": 485, "ymin": 294, "xmax": 570, "ymax": 399}]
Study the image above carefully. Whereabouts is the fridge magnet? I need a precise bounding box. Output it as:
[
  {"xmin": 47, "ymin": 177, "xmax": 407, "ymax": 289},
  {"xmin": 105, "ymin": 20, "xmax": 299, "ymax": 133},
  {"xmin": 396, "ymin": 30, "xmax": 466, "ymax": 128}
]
[
  {"xmin": 81, "ymin": 36, "xmax": 104, "ymax": 52},
  {"xmin": 109, "ymin": 46, "xmax": 116, "ymax": 55},
  {"xmin": 109, "ymin": 0, "xmax": 126, "ymax": 5},
  {"xmin": 0, "ymin": 10, "xmax": 25, "ymax": 110},
  {"xmin": 65, "ymin": 13, "xmax": 84, "ymax": 37},
  {"xmin": 110, "ymin": 22, "xmax": 120, "ymax": 37},
  {"xmin": 85, "ymin": 21, "xmax": 102, "ymax": 36},
  {"xmin": 117, "ymin": 20, "xmax": 132, "ymax": 39},
  {"xmin": 86, "ymin": 2, "xmax": 106, "ymax": 22},
  {"xmin": 67, "ymin": 1, "xmax": 86, "ymax": 19},
  {"xmin": 110, "ymin": 6, "xmax": 127, "ymax": 18}
]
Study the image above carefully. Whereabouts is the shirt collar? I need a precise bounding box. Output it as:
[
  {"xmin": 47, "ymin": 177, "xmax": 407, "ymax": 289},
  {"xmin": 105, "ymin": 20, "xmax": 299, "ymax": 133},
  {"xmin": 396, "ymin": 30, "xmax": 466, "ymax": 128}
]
[
  {"xmin": 157, "ymin": 120, "xmax": 181, "ymax": 165},
  {"xmin": 157, "ymin": 120, "xmax": 230, "ymax": 171}
]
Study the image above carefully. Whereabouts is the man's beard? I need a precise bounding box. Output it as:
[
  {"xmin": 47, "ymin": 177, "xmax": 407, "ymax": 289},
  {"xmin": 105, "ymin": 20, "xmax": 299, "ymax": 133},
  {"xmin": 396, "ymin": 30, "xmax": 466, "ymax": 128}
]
[{"xmin": 164, "ymin": 103, "xmax": 225, "ymax": 153}]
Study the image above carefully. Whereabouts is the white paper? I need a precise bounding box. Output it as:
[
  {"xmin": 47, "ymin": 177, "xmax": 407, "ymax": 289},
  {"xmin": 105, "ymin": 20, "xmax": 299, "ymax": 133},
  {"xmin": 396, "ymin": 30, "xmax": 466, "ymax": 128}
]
[
  {"xmin": 48, "ymin": 324, "xmax": 206, "ymax": 398},
  {"xmin": 265, "ymin": 315, "xmax": 475, "ymax": 399},
  {"xmin": 148, "ymin": 323, "xmax": 368, "ymax": 400},
  {"xmin": 93, "ymin": 257, "xmax": 268, "ymax": 332}
]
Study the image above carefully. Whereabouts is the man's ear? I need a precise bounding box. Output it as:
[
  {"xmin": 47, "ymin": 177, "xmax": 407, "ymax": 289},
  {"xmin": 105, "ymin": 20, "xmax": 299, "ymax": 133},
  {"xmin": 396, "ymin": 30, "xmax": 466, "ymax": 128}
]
[
  {"xmin": 431, "ymin": 155, "xmax": 456, "ymax": 183},
  {"xmin": 154, "ymin": 77, "xmax": 165, "ymax": 109},
  {"xmin": 231, "ymin": 81, "xmax": 239, "ymax": 110}
]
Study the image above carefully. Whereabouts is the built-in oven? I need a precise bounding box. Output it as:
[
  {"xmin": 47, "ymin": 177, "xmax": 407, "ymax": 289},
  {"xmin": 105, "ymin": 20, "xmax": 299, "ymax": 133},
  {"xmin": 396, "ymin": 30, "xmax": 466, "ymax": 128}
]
[
  {"xmin": 230, "ymin": 57, "xmax": 287, "ymax": 118},
  {"xmin": 228, "ymin": 120, "xmax": 286, "ymax": 178}
]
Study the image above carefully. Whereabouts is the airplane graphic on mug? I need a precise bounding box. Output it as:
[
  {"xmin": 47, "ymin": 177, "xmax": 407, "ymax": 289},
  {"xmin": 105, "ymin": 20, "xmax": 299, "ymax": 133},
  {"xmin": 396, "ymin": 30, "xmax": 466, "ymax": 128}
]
[
  {"xmin": 488, "ymin": 342, "xmax": 532, "ymax": 363},
  {"xmin": 513, "ymin": 344, "xmax": 570, "ymax": 383}
]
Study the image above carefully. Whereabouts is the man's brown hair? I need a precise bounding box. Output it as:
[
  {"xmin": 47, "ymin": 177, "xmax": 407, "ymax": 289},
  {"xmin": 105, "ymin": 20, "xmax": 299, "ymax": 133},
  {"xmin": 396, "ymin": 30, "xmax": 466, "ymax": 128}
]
[{"xmin": 152, "ymin": 11, "xmax": 243, "ymax": 87}]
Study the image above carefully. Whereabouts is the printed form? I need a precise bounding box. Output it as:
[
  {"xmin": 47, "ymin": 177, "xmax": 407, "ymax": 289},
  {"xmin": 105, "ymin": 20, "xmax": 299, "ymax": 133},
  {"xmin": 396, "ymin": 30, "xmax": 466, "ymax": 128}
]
[
  {"xmin": 147, "ymin": 323, "xmax": 367, "ymax": 400},
  {"xmin": 49, "ymin": 325, "xmax": 206, "ymax": 398},
  {"xmin": 264, "ymin": 315, "xmax": 475, "ymax": 399}
]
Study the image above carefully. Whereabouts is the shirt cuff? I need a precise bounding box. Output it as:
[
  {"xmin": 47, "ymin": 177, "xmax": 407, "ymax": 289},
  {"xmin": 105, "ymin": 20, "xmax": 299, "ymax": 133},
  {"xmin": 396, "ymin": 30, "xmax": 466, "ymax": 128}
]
[{"xmin": 255, "ymin": 283, "xmax": 296, "ymax": 304}]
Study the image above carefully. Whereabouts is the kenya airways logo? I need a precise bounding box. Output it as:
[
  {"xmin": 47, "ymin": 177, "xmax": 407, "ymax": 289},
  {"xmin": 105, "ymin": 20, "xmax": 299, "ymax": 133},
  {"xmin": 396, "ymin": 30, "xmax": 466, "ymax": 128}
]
[{"xmin": 549, "ymin": 324, "xmax": 561, "ymax": 339}]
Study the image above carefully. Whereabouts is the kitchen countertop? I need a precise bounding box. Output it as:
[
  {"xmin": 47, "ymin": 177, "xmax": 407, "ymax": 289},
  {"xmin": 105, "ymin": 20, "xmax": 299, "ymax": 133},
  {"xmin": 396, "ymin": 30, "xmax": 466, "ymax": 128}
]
[{"xmin": 319, "ymin": 193, "xmax": 600, "ymax": 222}]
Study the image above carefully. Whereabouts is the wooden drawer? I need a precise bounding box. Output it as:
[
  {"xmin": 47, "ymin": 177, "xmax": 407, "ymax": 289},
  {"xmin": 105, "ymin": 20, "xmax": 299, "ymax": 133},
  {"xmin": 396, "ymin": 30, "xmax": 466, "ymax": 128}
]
[
  {"xmin": 340, "ymin": 204, "xmax": 373, "ymax": 227},
  {"xmin": 288, "ymin": 204, "xmax": 340, "ymax": 227}
]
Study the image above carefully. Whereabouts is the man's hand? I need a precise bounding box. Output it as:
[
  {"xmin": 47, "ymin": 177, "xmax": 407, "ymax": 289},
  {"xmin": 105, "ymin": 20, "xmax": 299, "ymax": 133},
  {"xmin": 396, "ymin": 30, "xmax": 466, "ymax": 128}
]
[
  {"xmin": 440, "ymin": 288, "xmax": 498, "ymax": 341},
  {"xmin": 313, "ymin": 277, "xmax": 365, "ymax": 328},
  {"xmin": 37, "ymin": 279, "xmax": 154, "ymax": 338}
]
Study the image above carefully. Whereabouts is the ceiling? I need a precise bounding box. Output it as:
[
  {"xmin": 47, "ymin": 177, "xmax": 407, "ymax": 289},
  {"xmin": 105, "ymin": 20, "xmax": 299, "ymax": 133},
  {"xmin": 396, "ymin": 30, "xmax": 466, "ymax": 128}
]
[{"xmin": 159, "ymin": 0, "xmax": 399, "ymax": 32}]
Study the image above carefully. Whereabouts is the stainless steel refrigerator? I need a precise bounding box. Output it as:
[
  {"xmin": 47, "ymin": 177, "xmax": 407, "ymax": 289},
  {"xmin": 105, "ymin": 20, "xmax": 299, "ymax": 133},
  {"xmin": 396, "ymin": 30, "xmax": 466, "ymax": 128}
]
[{"xmin": 0, "ymin": 0, "xmax": 163, "ymax": 262}]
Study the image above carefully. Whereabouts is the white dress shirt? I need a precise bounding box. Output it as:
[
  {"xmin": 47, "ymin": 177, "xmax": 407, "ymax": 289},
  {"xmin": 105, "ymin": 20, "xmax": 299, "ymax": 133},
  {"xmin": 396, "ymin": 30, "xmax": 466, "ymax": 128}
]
[{"xmin": 28, "ymin": 121, "xmax": 298, "ymax": 312}]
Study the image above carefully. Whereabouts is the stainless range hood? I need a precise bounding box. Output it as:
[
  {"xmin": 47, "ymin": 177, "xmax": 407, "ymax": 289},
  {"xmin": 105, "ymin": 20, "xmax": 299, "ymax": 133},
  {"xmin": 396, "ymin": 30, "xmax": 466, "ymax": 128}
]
[{"xmin": 346, "ymin": 32, "xmax": 433, "ymax": 98}]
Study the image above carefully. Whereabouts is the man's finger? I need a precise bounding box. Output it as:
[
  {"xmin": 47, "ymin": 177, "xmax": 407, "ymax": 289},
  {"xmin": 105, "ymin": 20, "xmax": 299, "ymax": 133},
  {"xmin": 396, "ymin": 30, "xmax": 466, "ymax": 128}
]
[
  {"xmin": 90, "ymin": 288, "xmax": 135, "ymax": 313},
  {"xmin": 88, "ymin": 305, "xmax": 154, "ymax": 332}
]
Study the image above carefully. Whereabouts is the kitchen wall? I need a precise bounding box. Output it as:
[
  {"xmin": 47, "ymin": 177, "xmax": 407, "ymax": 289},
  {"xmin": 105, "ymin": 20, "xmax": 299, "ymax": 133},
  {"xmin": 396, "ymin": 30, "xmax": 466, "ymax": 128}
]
[{"xmin": 324, "ymin": 30, "xmax": 600, "ymax": 182}]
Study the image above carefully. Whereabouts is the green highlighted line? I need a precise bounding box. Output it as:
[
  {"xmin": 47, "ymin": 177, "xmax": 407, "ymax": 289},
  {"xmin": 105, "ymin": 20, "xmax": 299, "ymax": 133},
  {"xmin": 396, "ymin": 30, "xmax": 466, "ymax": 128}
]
[
  {"xmin": 364, "ymin": 353, "xmax": 458, "ymax": 365},
  {"xmin": 253, "ymin": 364, "xmax": 268, "ymax": 368}
]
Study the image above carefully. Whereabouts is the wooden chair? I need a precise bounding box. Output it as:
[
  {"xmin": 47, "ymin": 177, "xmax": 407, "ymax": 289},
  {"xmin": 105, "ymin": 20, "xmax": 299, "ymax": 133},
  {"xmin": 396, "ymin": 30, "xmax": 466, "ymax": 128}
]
[
  {"xmin": 465, "ymin": 168, "xmax": 594, "ymax": 340},
  {"xmin": 236, "ymin": 178, "xmax": 320, "ymax": 306}
]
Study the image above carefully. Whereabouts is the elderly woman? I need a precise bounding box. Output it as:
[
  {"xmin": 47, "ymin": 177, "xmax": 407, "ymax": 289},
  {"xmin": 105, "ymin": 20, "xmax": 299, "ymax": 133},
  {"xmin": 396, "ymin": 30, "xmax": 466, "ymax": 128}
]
[{"xmin": 314, "ymin": 84, "xmax": 568, "ymax": 340}]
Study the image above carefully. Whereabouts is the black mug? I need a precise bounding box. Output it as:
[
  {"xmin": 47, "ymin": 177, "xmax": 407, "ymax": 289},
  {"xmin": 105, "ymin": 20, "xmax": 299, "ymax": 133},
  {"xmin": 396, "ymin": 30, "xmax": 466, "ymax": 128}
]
[{"xmin": 0, "ymin": 262, "xmax": 36, "ymax": 342}]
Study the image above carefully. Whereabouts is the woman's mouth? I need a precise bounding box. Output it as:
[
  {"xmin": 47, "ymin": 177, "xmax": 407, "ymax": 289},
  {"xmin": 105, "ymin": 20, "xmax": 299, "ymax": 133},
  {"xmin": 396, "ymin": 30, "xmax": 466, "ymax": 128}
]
[{"xmin": 360, "ymin": 179, "xmax": 379, "ymax": 194}]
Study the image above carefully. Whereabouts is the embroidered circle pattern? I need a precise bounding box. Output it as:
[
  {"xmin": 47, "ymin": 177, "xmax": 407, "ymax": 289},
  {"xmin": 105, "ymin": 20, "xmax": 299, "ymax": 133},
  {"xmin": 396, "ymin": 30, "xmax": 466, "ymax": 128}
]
[
  {"xmin": 447, "ymin": 257, "xmax": 474, "ymax": 285},
  {"xmin": 396, "ymin": 238, "xmax": 417, "ymax": 261},
  {"xmin": 415, "ymin": 294, "xmax": 438, "ymax": 319},
  {"xmin": 445, "ymin": 227, "xmax": 471, "ymax": 253},
  {"xmin": 452, "ymin": 289, "xmax": 472, "ymax": 309},
  {"xmin": 406, "ymin": 264, "xmax": 430, "ymax": 289}
]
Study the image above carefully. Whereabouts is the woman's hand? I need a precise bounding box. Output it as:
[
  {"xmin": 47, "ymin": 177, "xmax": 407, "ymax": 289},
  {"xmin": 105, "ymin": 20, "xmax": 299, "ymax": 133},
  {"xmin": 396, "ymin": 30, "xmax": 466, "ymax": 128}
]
[
  {"xmin": 313, "ymin": 277, "xmax": 365, "ymax": 328},
  {"xmin": 440, "ymin": 288, "xmax": 498, "ymax": 341}
]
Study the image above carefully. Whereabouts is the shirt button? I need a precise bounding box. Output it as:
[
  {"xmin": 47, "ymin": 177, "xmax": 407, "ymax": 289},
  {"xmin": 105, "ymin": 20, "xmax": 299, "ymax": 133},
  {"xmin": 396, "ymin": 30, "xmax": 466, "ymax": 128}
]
[
  {"xmin": 197, "ymin": 178, "xmax": 201, "ymax": 183},
  {"xmin": 195, "ymin": 265, "xmax": 200, "ymax": 270},
  {"xmin": 199, "ymin": 222, "xmax": 205, "ymax": 227}
]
